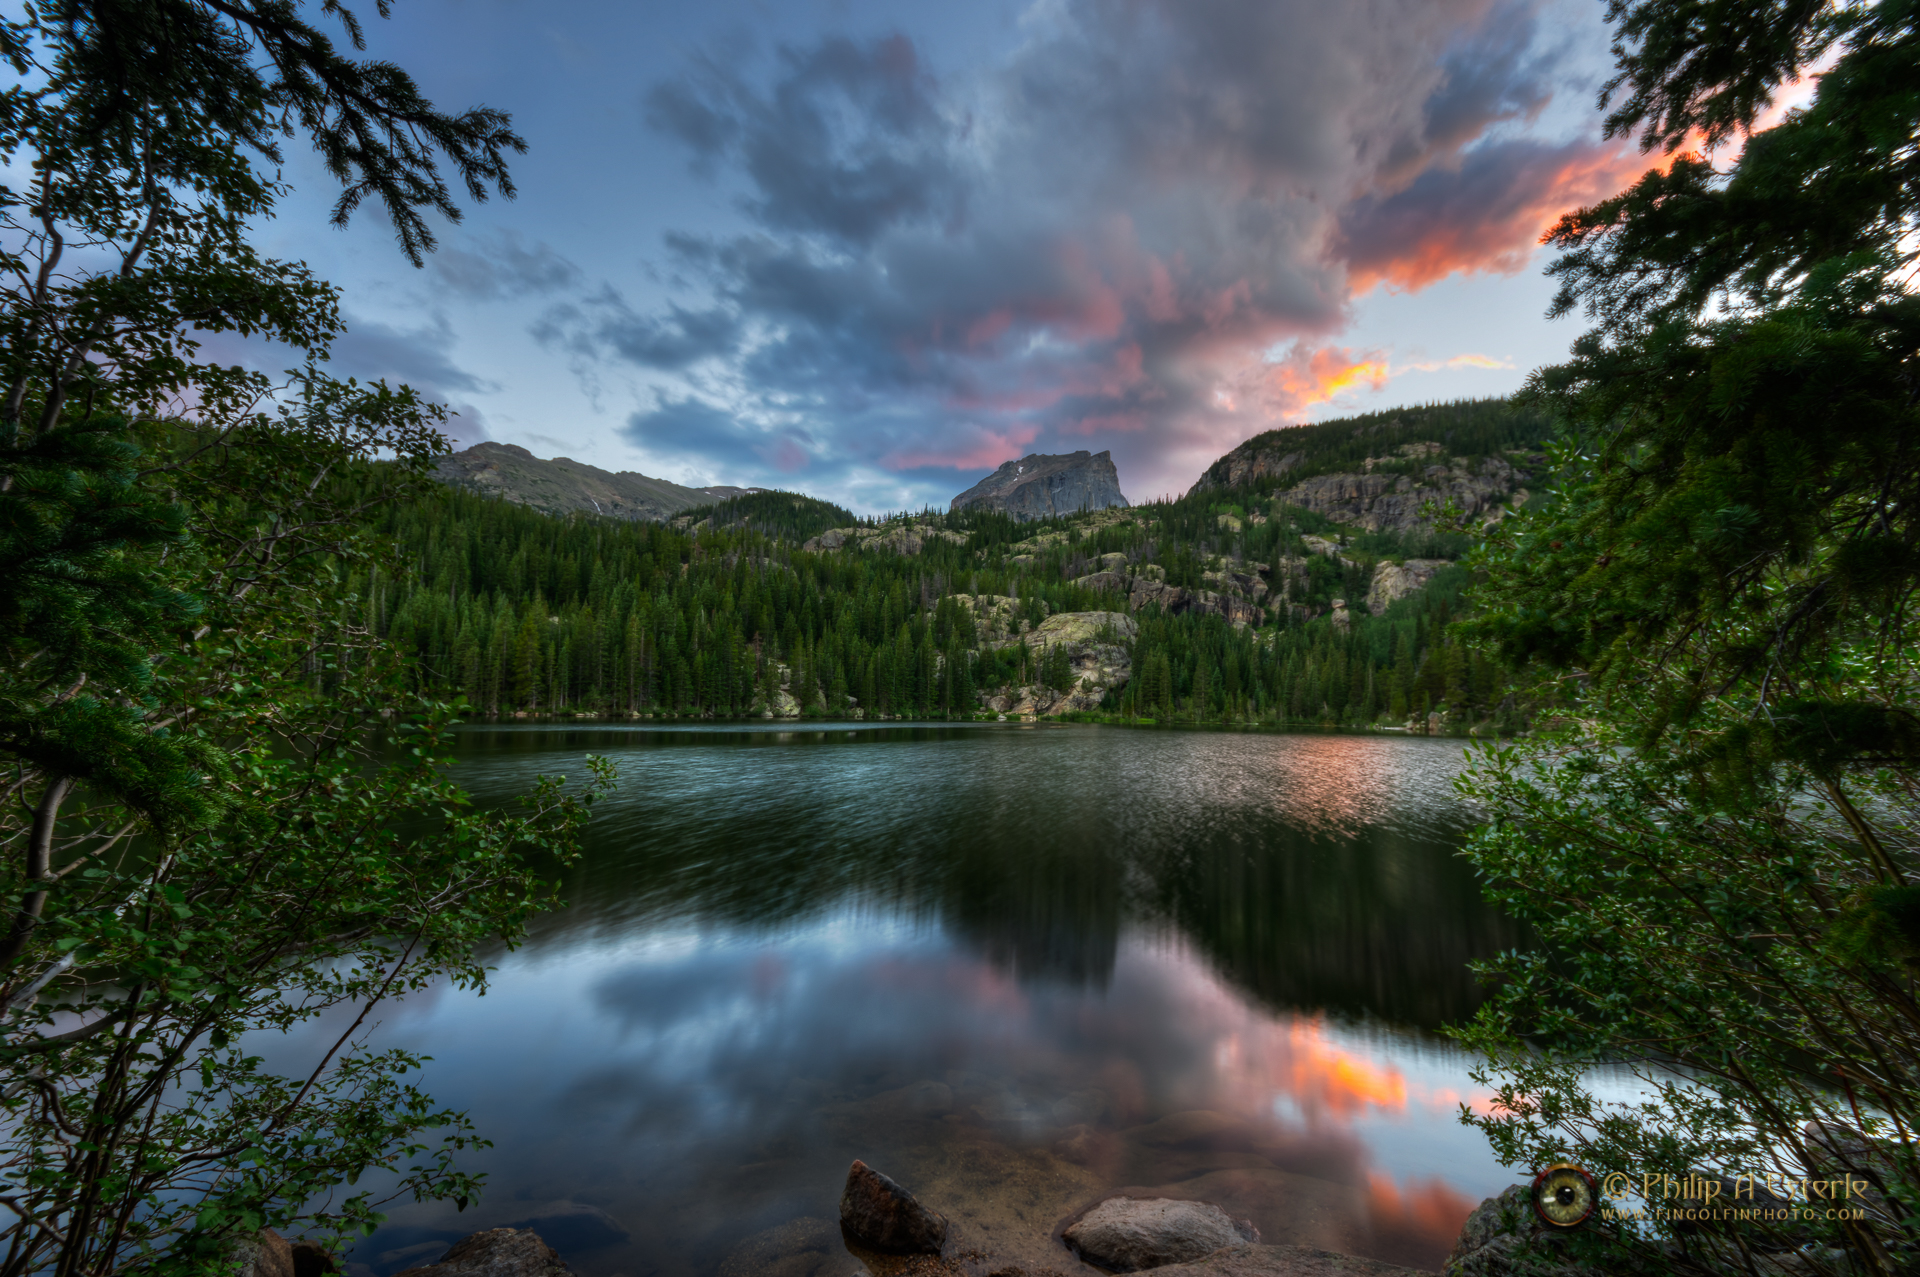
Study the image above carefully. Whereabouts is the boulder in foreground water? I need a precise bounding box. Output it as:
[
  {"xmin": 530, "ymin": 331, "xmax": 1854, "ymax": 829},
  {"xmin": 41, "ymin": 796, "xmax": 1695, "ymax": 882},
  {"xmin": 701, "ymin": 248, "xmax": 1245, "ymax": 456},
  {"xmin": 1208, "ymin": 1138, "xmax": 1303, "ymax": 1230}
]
[
  {"xmin": 839, "ymin": 1159, "xmax": 949, "ymax": 1254},
  {"xmin": 1063, "ymin": 1196, "xmax": 1258, "ymax": 1272},
  {"xmin": 392, "ymin": 1228, "xmax": 573, "ymax": 1277}
]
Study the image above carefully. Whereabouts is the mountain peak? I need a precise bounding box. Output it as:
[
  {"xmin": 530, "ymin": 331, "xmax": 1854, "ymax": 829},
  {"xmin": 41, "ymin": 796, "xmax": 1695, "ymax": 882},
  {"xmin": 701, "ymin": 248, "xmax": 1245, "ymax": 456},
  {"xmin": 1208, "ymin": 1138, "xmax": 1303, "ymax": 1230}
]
[
  {"xmin": 432, "ymin": 443, "xmax": 749, "ymax": 522},
  {"xmin": 950, "ymin": 451, "xmax": 1130, "ymax": 521}
]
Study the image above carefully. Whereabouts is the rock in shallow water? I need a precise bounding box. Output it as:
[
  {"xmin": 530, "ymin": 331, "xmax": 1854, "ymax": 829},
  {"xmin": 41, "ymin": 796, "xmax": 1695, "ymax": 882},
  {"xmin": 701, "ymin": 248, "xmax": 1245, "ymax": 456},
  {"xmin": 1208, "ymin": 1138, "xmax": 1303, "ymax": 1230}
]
[
  {"xmin": 840, "ymin": 1160, "xmax": 950, "ymax": 1255},
  {"xmin": 718, "ymin": 1217, "xmax": 849, "ymax": 1277},
  {"xmin": 502, "ymin": 1202, "xmax": 627, "ymax": 1253},
  {"xmin": 1063, "ymin": 1196, "xmax": 1259, "ymax": 1272},
  {"xmin": 391, "ymin": 1229, "xmax": 572, "ymax": 1277}
]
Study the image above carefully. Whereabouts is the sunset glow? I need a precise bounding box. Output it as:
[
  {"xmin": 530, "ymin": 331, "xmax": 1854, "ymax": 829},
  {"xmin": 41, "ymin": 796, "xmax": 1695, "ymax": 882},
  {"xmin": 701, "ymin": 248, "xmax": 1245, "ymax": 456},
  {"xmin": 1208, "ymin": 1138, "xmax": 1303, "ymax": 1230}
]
[{"xmin": 274, "ymin": 0, "xmax": 1658, "ymax": 509}]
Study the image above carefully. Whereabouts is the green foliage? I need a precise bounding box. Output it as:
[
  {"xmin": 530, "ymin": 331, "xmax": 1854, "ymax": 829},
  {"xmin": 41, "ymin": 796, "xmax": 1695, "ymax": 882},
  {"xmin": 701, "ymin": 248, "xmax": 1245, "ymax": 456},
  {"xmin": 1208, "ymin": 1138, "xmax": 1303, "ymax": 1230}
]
[
  {"xmin": 0, "ymin": 5, "xmax": 618, "ymax": 1276},
  {"xmin": 1452, "ymin": 3, "xmax": 1920, "ymax": 1273},
  {"xmin": 367, "ymin": 477, "xmax": 1524, "ymax": 731},
  {"xmin": 15, "ymin": 0, "xmax": 527, "ymax": 265},
  {"xmin": 676, "ymin": 490, "xmax": 857, "ymax": 543}
]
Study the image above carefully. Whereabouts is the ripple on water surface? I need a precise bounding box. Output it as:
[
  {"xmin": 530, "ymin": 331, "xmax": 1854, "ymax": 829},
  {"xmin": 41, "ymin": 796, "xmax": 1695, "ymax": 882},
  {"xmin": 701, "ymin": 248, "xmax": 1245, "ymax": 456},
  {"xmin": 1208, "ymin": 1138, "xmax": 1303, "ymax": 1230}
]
[{"xmin": 295, "ymin": 724, "xmax": 1521, "ymax": 1277}]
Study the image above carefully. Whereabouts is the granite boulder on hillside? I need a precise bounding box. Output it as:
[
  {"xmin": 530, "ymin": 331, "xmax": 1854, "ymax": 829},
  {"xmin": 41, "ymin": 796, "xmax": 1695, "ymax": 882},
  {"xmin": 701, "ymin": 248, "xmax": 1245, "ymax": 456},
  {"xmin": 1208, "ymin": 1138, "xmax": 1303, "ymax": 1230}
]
[{"xmin": 950, "ymin": 451, "xmax": 1129, "ymax": 520}]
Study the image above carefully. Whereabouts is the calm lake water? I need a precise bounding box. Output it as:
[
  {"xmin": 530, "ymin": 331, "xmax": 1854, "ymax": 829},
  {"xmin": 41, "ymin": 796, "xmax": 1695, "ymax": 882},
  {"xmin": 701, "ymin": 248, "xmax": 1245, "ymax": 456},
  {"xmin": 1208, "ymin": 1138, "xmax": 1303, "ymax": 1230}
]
[{"xmin": 309, "ymin": 723, "xmax": 1526, "ymax": 1277}]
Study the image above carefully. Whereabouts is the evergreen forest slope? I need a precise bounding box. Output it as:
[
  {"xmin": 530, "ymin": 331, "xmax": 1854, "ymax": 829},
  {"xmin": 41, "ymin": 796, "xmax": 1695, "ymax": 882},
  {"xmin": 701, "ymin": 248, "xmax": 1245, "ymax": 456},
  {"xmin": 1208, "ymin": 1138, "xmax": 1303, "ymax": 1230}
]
[{"xmin": 370, "ymin": 399, "xmax": 1557, "ymax": 732}]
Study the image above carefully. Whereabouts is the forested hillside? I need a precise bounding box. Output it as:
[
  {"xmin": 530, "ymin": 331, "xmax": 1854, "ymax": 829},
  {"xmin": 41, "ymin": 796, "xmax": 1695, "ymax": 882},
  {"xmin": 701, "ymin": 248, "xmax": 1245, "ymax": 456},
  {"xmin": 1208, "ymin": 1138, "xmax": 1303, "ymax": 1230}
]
[
  {"xmin": 1189, "ymin": 396, "xmax": 1551, "ymax": 495},
  {"xmin": 366, "ymin": 403, "xmax": 1543, "ymax": 732}
]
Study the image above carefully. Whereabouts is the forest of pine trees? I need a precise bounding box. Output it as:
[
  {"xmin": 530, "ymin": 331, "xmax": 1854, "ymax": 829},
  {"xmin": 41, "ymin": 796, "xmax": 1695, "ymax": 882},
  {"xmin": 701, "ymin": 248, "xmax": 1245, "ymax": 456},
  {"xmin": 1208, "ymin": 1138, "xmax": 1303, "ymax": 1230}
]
[{"xmin": 358, "ymin": 464, "xmax": 1532, "ymax": 732}]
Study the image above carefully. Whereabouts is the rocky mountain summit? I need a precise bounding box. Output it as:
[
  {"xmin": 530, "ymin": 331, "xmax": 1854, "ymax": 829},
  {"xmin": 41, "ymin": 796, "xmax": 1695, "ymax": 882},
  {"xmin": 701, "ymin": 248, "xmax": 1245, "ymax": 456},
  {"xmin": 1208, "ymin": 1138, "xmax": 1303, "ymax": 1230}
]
[
  {"xmin": 432, "ymin": 442, "xmax": 759, "ymax": 521},
  {"xmin": 950, "ymin": 450, "xmax": 1130, "ymax": 520}
]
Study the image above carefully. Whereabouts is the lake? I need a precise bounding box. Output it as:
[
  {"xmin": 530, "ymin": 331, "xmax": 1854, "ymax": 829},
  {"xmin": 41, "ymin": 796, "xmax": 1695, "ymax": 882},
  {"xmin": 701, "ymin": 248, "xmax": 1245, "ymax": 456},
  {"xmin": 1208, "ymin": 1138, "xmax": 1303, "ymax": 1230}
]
[{"xmin": 309, "ymin": 722, "xmax": 1525, "ymax": 1277}]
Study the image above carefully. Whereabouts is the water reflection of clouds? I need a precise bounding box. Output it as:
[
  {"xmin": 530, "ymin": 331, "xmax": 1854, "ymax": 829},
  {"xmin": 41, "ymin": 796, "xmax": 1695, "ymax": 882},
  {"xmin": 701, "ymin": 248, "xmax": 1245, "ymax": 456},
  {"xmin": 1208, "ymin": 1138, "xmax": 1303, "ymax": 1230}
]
[
  {"xmin": 309, "ymin": 903, "xmax": 1514, "ymax": 1274},
  {"xmin": 319, "ymin": 728, "xmax": 1520, "ymax": 1273}
]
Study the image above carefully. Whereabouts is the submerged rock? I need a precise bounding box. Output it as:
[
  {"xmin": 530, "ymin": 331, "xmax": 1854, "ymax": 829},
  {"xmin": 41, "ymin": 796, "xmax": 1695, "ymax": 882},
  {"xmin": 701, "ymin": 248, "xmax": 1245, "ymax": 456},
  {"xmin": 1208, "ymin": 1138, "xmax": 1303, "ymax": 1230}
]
[
  {"xmin": 840, "ymin": 1159, "xmax": 950, "ymax": 1255},
  {"xmin": 718, "ymin": 1217, "xmax": 846, "ymax": 1277},
  {"xmin": 502, "ymin": 1203, "xmax": 628, "ymax": 1253},
  {"xmin": 391, "ymin": 1229, "xmax": 572, "ymax": 1277},
  {"xmin": 1146, "ymin": 1243, "xmax": 1431, "ymax": 1275},
  {"xmin": 1062, "ymin": 1196, "xmax": 1258, "ymax": 1272},
  {"xmin": 1125, "ymin": 1110, "xmax": 1245, "ymax": 1149}
]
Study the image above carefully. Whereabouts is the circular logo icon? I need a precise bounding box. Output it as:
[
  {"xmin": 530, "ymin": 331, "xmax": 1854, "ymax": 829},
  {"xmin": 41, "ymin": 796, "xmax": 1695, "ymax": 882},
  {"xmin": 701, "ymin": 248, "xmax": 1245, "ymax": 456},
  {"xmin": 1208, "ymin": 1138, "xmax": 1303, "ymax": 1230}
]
[{"xmin": 1532, "ymin": 1163, "xmax": 1597, "ymax": 1229}]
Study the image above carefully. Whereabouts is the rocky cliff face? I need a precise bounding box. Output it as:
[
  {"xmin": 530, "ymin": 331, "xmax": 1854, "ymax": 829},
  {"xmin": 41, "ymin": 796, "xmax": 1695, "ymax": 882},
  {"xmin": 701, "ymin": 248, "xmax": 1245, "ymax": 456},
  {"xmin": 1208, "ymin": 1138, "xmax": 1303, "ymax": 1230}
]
[
  {"xmin": 1278, "ymin": 456, "xmax": 1530, "ymax": 533},
  {"xmin": 800, "ymin": 523, "xmax": 967, "ymax": 554},
  {"xmin": 1190, "ymin": 443, "xmax": 1309, "ymax": 492},
  {"xmin": 1189, "ymin": 438, "xmax": 1535, "ymax": 534},
  {"xmin": 949, "ymin": 451, "xmax": 1130, "ymax": 521},
  {"xmin": 954, "ymin": 602, "xmax": 1136, "ymax": 717},
  {"xmin": 432, "ymin": 442, "xmax": 758, "ymax": 521},
  {"xmin": 1364, "ymin": 559, "xmax": 1451, "ymax": 613}
]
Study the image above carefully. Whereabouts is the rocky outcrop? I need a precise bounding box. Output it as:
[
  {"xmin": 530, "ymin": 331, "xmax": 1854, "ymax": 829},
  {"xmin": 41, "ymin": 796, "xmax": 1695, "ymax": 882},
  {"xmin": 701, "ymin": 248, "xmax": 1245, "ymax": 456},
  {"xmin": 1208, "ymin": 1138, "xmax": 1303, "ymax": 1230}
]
[
  {"xmin": 839, "ymin": 1159, "xmax": 949, "ymax": 1255},
  {"xmin": 1272, "ymin": 457, "xmax": 1529, "ymax": 534},
  {"xmin": 231, "ymin": 1230, "xmax": 334, "ymax": 1277},
  {"xmin": 432, "ymin": 442, "xmax": 752, "ymax": 522},
  {"xmin": 1063, "ymin": 1196, "xmax": 1259, "ymax": 1271},
  {"xmin": 232, "ymin": 1231, "xmax": 294, "ymax": 1277},
  {"xmin": 801, "ymin": 523, "xmax": 967, "ymax": 554},
  {"xmin": 1443, "ymin": 1185, "xmax": 1630, "ymax": 1277},
  {"xmin": 984, "ymin": 611, "xmax": 1136, "ymax": 716},
  {"xmin": 392, "ymin": 1229, "xmax": 573, "ymax": 1277},
  {"xmin": 1364, "ymin": 560, "xmax": 1450, "ymax": 613},
  {"xmin": 1191, "ymin": 442, "xmax": 1310, "ymax": 492},
  {"xmin": 1189, "ymin": 431, "xmax": 1534, "ymax": 535},
  {"xmin": 950, "ymin": 451, "xmax": 1130, "ymax": 520},
  {"xmin": 950, "ymin": 594, "xmax": 1024, "ymax": 646},
  {"xmin": 1067, "ymin": 559, "xmax": 1270, "ymax": 626}
]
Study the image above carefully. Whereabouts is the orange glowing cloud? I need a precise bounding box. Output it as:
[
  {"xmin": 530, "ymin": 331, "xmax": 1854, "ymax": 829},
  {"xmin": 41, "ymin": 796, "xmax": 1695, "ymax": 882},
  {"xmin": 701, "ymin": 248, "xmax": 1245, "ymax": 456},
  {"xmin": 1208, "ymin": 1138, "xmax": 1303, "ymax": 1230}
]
[
  {"xmin": 1337, "ymin": 136, "xmax": 1707, "ymax": 295},
  {"xmin": 1215, "ymin": 344, "xmax": 1391, "ymax": 422},
  {"xmin": 1398, "ymin": 353, "xmax": 1514, "ymax": 373}
]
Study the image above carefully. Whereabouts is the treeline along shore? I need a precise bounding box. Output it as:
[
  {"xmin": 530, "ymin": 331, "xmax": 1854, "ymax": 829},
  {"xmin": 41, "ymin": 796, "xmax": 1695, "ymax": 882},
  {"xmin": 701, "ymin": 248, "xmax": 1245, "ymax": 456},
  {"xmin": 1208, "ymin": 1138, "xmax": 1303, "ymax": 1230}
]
[{"xmin": 363, "ymin": 398, "xmax": 1555, "ymax": 732}]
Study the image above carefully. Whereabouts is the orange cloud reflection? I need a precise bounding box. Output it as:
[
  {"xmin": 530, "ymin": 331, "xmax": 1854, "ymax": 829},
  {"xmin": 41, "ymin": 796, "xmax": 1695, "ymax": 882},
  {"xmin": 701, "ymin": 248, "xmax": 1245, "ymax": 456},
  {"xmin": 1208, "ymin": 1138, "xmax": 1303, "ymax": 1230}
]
[
  {"xmin": 1368, "ymin": 1172, "xmax": 1484, "ymax": 1260},
  {"xmin": 1284, "ymin": 1017, "xmax": 1408, "ymax": 1117}
]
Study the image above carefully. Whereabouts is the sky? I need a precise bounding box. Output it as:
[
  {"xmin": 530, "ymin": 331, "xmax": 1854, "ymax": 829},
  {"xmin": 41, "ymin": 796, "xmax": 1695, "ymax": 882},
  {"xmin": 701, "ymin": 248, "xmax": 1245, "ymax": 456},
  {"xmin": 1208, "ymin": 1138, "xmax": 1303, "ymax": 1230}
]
[{"xmin": 246, "ymin": 0, "xmax": 1672, "ymax": 514}]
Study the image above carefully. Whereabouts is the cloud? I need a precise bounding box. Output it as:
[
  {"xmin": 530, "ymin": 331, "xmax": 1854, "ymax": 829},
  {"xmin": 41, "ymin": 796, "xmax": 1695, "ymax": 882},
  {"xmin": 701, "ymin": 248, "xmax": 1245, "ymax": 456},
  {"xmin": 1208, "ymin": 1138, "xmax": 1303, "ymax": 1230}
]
[
  {"xmin": 1397, "ymin": 353, "xmax": 1515, "ymax": 373},
  {"xmin": 646, "ymin": 34, "xmax": 963, "ymax": 248},
  {"xmin": 536, "ymin": 288, "xmax": 742, "ymax": 371},
  {"xmin": 327, "ymin": 312, "xmax": 490, "ymax": 396},
  {"xmin": 429, "ymin": 232, "xmax": 581, "ymax": 300},
  {"xmin": 575, "ymin": 0, "xmax": 1618, "ymax": 503},
  {"xmin": 622, "ymin": 395, "xmax": 818, "ymax": 477},
  {"xmin": 1334, "ymin": 136, "xmax": 1647, "ymax": 292}
]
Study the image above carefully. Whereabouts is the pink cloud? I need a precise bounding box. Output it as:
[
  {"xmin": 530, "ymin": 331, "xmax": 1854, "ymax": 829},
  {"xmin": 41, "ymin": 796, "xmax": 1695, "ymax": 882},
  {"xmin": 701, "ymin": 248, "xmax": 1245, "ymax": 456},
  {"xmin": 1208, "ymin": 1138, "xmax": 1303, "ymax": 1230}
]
[{"xmin": 883, "ymin": 423, "xmax": 1040, "ymax": 472}]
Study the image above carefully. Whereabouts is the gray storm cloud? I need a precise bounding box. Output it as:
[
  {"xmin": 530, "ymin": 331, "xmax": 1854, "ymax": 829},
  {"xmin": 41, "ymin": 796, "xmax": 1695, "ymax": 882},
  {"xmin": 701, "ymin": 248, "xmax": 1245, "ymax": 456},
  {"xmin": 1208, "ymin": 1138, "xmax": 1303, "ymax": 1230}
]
[{"xmin": 540, "ymin": 0, "xmax": 1630, "ymax": 503}]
